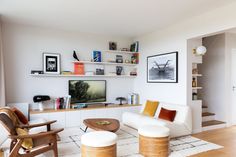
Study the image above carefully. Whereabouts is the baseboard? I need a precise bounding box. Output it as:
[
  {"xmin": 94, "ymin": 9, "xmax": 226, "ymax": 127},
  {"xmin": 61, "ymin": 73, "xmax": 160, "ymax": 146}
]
[{"xmin": 192, "ymin": 128, "xmax": 202, "ymax": 134}]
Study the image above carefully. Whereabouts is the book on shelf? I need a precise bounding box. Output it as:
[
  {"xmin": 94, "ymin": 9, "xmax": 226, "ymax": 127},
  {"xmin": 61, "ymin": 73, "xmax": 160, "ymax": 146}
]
[
  {"xmin": 130, "ymin": 41, "xmax": 139, "ymax": 52},
  {"xmin": 74, "ymin": 63, "xmax": 84, "ymax": 75},
  {"xmin": 128, "ymin": 93, "xmax": 139, "ymax": 105},
  {"xmin": 54, "ymin": 95, "xmax": 71, "ymax": 109},
  {"xmin": 61, "ymin": 71, "xmax": 73, "ymax": 75},
  {"xmin": 93, "ymin": 51, "xmax": 102, "ymax": 62},
  {"xmin": 131, "ymin": 53, "xmax": 139, "ymax": 64},
  {"xmin": 65, "ymin": 95, "xmax": 71, "ymax": 109}
]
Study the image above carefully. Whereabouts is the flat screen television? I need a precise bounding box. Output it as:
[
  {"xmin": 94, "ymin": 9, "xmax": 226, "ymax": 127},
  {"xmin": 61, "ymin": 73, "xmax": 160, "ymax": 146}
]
[{"xmin": 69, "ymin": 80, "xmax": 106, "ymax": 104}]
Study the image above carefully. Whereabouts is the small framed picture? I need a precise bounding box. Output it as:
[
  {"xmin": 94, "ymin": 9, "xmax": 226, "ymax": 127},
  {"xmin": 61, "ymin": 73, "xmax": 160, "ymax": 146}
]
[
  {"xmin": 43, "ymin": 53, "xmax": 61, "ymax": 74},
  {"xmin": 147, "ymin": 51, "xmax": 178, "ymax": 83},
  {"xmin": 109, "ymin": 42, "xmax": 117, "ymax": 50}
]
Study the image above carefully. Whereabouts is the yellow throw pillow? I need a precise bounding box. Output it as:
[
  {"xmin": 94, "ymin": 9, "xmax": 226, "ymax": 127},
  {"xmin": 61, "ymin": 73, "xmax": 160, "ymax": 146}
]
[
  {"xmin": 142, "ymin": 100, "xmax": 159, "ymax": 117},
  {"xmin": 16, "ymin": 128, "xmax": 33, "ymax": 149}
]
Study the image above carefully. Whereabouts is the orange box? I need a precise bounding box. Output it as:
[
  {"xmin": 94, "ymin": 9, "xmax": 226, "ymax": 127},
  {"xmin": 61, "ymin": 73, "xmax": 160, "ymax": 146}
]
[{"xmin": 74, "ymin": 63, "xmax": 84, "ymax": 75}]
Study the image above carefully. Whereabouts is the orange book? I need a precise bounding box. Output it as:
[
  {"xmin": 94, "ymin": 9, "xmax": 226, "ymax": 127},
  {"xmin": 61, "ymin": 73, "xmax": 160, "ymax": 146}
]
[{"xmin": 74, "ymin": 63, "xmax": 84, "ymax": 75}]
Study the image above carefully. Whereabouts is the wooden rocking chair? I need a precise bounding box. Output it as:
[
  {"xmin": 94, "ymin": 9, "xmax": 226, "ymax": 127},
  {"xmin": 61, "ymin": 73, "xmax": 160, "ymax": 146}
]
[{"xmin": 0, "ymin": 111, "xmax": 63, "ymax": 157}]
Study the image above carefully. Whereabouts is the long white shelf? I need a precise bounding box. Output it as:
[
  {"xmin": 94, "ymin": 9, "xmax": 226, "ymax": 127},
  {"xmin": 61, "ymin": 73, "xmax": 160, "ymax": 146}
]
[
  {"xmin": 30, "ymin": 74, "xmax": 137, "ymax": 78},
  {"xmin": 72, "ymin": 61, "xmax": 138, "ymax": 66},
  {"xmin": 103, "ymin": 50, "xmax": 139, "ymax": 54},
  {"xmin": 192, "ymin": 87, "xmax": 203, "ymax": 90},
  {"xmin": 192, "ymin": 74, "xmax": 202, "ymax": 77},
  {"xmin": 192, "ymin": 100, "xmax": 202, "ymax": 103}
]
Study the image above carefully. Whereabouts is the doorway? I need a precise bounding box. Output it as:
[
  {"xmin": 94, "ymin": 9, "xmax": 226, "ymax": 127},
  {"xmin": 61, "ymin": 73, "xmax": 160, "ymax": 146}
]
[{"xmin": 231, "ymin": 49, "xmax": 236, "ymax": 125}]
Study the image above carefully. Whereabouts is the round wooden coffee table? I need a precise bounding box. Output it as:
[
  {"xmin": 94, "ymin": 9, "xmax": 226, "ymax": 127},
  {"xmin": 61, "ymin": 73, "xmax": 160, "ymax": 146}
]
[{"xmin": 82, "ymin": 118, "xmax": 120, "ymax": 132}]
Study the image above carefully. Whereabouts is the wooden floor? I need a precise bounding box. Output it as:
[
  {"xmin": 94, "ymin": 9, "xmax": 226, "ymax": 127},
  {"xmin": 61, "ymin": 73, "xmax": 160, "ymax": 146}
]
[
  {"xmin": 0, "ymin": 150, "xmax": 3, "ymax": 157},
  {"xmin": 0, "ymin": 127, "xmax": 235, "ymax": 157},
  {"xmin": 191, "ymin": 126, "xmax": 236, "ymax": 157}
]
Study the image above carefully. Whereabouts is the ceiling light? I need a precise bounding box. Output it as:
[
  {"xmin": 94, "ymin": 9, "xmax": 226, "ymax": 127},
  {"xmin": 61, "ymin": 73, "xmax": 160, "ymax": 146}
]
[{"xmin": 193, "ymin": 46, "xmax": 207, "ymax": 56}]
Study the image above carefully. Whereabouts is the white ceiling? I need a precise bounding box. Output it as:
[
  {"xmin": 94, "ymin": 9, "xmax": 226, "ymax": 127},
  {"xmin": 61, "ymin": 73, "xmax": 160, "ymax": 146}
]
[{"xmin": 0, "ymin": 0, "xmax": 235, "ymax": 38}]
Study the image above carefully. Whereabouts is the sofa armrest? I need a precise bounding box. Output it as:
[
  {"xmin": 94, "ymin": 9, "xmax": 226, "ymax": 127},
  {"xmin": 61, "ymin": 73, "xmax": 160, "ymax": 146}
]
[{"xmin": 184, "ymin": 107, "xmax": 192, "ymax": 133}]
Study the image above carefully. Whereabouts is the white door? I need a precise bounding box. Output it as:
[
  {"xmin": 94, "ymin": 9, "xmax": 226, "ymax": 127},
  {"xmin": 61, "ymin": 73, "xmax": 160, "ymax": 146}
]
[{"xmin": 231, "ymin": 49, "xmax": 236, "ymax": 125}]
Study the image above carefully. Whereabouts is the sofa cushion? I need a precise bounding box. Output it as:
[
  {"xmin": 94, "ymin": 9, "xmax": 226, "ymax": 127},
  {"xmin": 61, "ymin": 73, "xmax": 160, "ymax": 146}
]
[
  {"xmin": 156, "ymin": 103, "xmax": 189, "ymax": 123},
  {"xmin": 122, "ymin": 112, "xmax": 143, "ymax": 129},
  {"xmin": 140, "ymin": 115, "xmax": 166, "ymax": 127},
  {"xmin": 158, "ymin": 107, "xmax": 176, "ymax": 122},
  {"xmin": 123, "ymin": 112, "xmax": 166, "ymax": 129},
  {"xmin": 157, "ymin": 119, "xmax": 191, "ymax": 137},
  {"xmin": 142, "ymin": 100, "xmax": 159, "ymax": 117}
]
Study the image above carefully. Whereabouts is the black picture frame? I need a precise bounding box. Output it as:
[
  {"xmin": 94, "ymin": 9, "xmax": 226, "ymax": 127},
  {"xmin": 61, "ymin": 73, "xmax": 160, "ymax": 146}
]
[
  {"xmin": 109, "ymin": 42, "xmax": 117, "ymax": 50},
  {"xmin": 43, "ymin": 53, "xmax": 61, "ymax": 74},
  {"xmin": 147, "ymin": 51, "xmax": 178, "ymax": 83}
]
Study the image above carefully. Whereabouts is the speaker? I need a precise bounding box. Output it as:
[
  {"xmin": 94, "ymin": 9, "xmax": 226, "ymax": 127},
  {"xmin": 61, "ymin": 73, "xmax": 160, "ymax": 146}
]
[{"xmin": 33, "ymin": 95, "xmax": 50, "ymax": 102}]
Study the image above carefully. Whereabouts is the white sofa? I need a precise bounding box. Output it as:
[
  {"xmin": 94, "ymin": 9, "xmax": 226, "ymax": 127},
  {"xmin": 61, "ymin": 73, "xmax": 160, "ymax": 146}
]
[{"xmin": 122, "ymin": 102, "xmax": 192, "ymax": 138}]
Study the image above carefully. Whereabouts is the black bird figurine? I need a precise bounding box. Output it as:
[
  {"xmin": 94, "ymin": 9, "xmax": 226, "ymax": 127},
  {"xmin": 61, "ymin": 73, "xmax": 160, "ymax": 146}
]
[{"xmin": 73, "ymin": 50, "xmax": 80, "ymax": 61}]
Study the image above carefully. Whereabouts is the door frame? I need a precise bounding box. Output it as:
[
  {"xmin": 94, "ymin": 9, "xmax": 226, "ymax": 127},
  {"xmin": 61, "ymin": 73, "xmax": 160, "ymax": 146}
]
[{"xmin": 230, "ymin": 49, "xmax": 236, "ymax": 126}]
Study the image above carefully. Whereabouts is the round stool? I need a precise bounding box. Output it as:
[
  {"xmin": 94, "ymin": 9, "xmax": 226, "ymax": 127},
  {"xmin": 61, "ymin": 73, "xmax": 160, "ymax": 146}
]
[
  {"xmin": 81, "ymin": 131, "xmax": 117, "ymax": 157},
  {"xmin": 138, "ymin": 125, "xmax": 170, "ymax": 157}
]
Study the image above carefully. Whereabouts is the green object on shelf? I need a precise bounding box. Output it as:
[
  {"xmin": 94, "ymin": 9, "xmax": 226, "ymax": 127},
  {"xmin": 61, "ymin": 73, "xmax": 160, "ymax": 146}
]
[{"xmin": 96, "ymin": 121, "xmax": 111, "ymax": 125}]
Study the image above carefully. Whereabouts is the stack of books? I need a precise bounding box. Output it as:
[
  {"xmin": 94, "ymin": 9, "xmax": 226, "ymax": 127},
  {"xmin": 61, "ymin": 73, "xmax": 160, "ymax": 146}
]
[
  {"xmin": 128, "ymin": 93, "xmax": 139, "ymax": 105},
  {"xmin": 130, "ymin": 41, "xmax": 139, "ymax": 52},
  {"xmin": 55, "ymin": 95, "xmax": 71, "ymax": 109},
  {"xmin": 74, "ymin": 63, "xmax": 84, "ymax": 75}
]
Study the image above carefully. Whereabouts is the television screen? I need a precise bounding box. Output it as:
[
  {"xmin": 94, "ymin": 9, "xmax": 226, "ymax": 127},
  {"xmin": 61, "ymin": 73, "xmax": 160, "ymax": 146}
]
[{"xmin": 69, "ymin": 80, "xmax": 106, "ymax": 104}]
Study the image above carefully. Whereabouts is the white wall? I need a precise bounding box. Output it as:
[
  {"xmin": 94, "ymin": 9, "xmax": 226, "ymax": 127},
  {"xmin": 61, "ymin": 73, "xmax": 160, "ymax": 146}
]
[
  {"xmin": 133, "ymin": 2, "xmax": 236, "ymax": 131},
  {"xmin": 134, "ymin": 1, "xmax": 236, "ymax": 105},
  {"xmin": 2, "ymin": 24, "xmax": 134, "ymax": 105},
  {"xmin": 187, "ymin": 38, "xmax": 203, "ymax": 133},
  {"xmin": 199, "ymin": 34, "xmax": 226, "ymax": 121},
  {"xmin": 3, "ymin": 1, "xmax": 236, "ymax": 132}
]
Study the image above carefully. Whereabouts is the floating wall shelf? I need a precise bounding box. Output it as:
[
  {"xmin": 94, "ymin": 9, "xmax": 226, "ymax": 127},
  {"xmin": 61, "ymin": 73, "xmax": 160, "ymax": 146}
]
[
  {"xmin": 30, "ymin": 74, "xmax": 137, "ymax": 78},
  {"xmin": 192, "ymin": 87, "xmax": 203, "ymax": 90},
  {"xmin": 103, "ymin": 50, "xmax": 139, "ymax": 54},
  {"xmin": 192, "ymin": 74, "xmax": 202, "ymax": 77},
  {"xmin": 72, "ymin": 61, "xmax": 138, "ymax": 66}
]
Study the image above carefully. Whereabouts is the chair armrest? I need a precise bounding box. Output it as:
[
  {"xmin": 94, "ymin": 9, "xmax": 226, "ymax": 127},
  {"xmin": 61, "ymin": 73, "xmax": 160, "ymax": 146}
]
[
  {"xmin": 9, "ymin": 128, "xmax": 64, "ymax": 140},
  {"xmin": 17, "ymin": 120, "xmax": 57, "ymax": 129}
]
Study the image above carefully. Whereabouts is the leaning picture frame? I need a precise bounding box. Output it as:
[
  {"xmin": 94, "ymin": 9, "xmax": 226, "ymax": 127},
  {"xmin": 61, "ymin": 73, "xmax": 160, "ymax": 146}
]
[
  {"xmin": 147, "ymin": 51, "xmax": 178, "ymax": 83},
  {"xmin": 43, "ymin": 53, "xmax": 61, "ymax": 74}
]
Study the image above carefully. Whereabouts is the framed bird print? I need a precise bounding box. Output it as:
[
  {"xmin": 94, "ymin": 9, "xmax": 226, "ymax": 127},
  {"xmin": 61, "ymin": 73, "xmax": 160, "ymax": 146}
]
[
  {"xmin": 43, "ymin": 53, "xmax": 61, "ymax": 74},
  {"xmin": 147, "ymin": 51, "xmax": 178, "ymax": 83}
]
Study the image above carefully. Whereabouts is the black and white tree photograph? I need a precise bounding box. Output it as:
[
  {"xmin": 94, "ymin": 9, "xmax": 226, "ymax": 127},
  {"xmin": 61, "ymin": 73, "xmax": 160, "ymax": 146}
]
[{"xmin": 147, "ymin": 52, "xmax": 178, "ymax": 83}]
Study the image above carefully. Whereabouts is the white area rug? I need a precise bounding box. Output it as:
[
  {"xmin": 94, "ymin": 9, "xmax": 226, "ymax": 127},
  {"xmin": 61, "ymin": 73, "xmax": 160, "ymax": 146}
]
[{"xmin": 3, "ymin": 124, "xmax": 223, "ymax": 157}]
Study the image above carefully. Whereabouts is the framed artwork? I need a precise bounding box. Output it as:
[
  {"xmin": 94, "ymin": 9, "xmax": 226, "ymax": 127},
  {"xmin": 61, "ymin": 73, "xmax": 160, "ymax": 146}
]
[
  {"xmin": 147, "ymin": 51, "xmax": 178, "ymax": 83},
  {"xmin": 109, "ymin": 42, "xmax": 117, "ymax": 50},
  {"xmin": 43, "ymin": 53, "xmax": 61, "ymax": 74}
]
